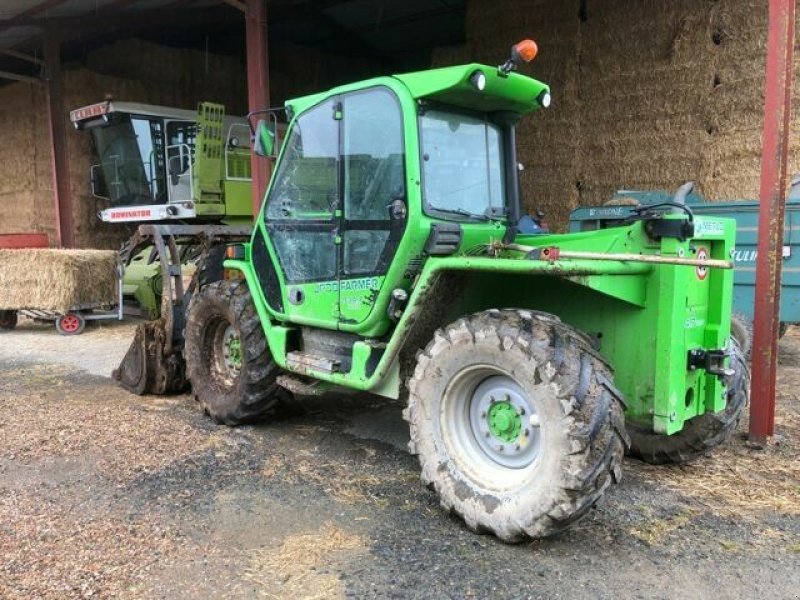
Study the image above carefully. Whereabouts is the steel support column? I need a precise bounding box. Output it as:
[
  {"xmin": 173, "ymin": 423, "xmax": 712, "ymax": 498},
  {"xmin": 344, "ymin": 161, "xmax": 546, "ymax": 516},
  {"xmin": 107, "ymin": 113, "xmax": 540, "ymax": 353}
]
[
  {"xmin": 749, "ymin": 0, "xmax": 795, "ymax": 443},
  {"xmin": 43, "ymin": 23, "xmax": 74, "ymax": 248},
  {"xmin": 245, "ymin": 0, "xmax": 270, "ymax": 217}
]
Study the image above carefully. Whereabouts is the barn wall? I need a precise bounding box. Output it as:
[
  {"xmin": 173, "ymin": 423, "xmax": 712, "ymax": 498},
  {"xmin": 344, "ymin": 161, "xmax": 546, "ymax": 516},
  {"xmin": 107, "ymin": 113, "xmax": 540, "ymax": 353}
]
[
  {"xmin": 0, "ymin": 37, "xmax": 379, "ymax": 249},
  {"xmin": 0, "ymin": 39, "xmax": 248, "ymax": 249},
  {"xmin": 434, "ymin": 0, "xmax": 800, "ymax": 230}
]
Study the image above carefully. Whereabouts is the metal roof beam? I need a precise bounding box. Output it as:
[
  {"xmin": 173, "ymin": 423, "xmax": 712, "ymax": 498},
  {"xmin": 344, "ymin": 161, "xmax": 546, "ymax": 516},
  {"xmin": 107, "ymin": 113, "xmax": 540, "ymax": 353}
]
[
  {"xmin": 2, "ymin": 6, "xmax": 237, "ymax": 31},
  {"xmin": 0, "ymin": 0, "xmax": 72, "ymax": 33},
  {"xmin": 221, "ymin": 0, "xmax": 246, "ymax": 12},
  {"xmin": 0, "ymin": 48, "xmax": 45, "ymax": 65},
  {"xmin": 0, "ymin": 69, "xmax": 41, "ymax": 84}
]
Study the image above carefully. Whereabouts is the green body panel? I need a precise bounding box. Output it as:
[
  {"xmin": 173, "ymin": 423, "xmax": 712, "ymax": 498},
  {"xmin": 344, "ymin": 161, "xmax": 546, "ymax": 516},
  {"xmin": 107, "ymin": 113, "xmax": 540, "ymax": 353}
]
[
  {"xmin": 221, "ymin": 179, "xmax": 253, "ymax": 220},
  {"xmin": 123, "ymin": 249, "xmax": 162, "ymax": 320},
  {"xmin": 288, "ymin": 64, "xmax": 549, "ymax": 118},
  {"xmin": 188, "ymin": 102, "xmax": 252, "ymax": 219},
  {"xmin": 225, "ymin": 62, "xmax": 737, "ymax": 436},
  {"xmin": 192, "ymin": 102, "xmax": 225, "ymax": 206}
]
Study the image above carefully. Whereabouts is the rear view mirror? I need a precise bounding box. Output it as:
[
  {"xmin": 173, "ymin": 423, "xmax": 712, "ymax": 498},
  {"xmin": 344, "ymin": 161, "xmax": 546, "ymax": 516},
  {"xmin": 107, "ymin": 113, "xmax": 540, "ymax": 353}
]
[{"xmin": 253, "ymin": 119, "xmax": 276, "ymax": 158}]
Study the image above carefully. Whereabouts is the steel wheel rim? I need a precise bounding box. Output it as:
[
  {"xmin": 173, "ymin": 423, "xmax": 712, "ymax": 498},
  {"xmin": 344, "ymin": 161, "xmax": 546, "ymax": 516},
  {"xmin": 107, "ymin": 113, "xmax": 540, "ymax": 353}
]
[
  {"xmin": 61, "ymin": 314, "xmax": 80, "ymax": 333},
  {"xmin": 441, "ymin": 366, "xmax": 543, "ymax": 489},
  {"xmin": 221, "ymin": 325, "xmax": 242, "ymax": 374},
  {"xmin": 206, "ymin": 316, "xmax": 240, "ymax": 386}
]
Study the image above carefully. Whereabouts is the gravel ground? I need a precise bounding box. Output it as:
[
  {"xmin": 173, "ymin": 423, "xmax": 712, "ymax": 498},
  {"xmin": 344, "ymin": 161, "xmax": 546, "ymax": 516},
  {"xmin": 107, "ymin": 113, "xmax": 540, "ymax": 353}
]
[{"xmin": 1, "ymin": 317, "xmax": 798, "ymax": 599}]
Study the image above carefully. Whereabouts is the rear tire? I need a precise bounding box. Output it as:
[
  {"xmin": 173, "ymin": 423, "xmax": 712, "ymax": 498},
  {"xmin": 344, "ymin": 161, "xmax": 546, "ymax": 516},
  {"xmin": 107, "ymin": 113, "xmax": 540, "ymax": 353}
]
[
  {"xmin": 404, "ymin": 309, "xmax": 629, "ymax": 542},
  {"xmin": 627, "ymin": 339, "xmax": 749, "ymax": 465},
  {"xmin": 184, "ymin": 279, "xmax": 282, "ymax": 425},
  {"xmin": 730, "ymin": 313, "xmax": 752, "ymax": 358}
]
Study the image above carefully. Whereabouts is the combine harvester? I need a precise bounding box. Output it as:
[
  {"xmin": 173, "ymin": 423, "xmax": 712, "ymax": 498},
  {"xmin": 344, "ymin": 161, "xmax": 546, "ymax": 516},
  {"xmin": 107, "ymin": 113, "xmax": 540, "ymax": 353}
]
[
  {"xmin": 111, "ymin": 40, "xmax": 749, "ymax": 542},
  {"xmin": 70, "ymin": 99, "xmax": 257, "ymax": 321}
]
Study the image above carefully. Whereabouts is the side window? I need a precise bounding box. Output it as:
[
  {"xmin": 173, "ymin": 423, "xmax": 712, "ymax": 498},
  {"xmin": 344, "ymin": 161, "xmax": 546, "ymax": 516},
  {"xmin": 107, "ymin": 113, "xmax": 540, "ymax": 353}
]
[
  {"xmin": 266, "ymin": 100, "xmax": 338, "ymax": 221},
  {"xmin": 166, "ymin": 121, "xmax": 196, "ymax": 172},
  {"xmin": 265, "ymin": 100, "xmax": 339, "ymax": 283},
  {"xmin": 342, "ymin": 89, "xmax": 404, "ymax": 276}
]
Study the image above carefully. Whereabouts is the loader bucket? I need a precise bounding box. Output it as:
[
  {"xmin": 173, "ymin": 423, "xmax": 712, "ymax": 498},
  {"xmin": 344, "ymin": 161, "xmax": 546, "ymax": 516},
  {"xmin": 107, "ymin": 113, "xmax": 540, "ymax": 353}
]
[{"xmin": 112, "ymin": 320, "xmax": 187, "ymax": 395}]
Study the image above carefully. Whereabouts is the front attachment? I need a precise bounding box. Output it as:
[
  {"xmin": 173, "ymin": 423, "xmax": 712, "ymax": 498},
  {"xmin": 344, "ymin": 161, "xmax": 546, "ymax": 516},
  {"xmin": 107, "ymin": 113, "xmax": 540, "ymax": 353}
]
[{"xmin": 112, "ymin": 320, "xmax": 187, "ymax": 395}]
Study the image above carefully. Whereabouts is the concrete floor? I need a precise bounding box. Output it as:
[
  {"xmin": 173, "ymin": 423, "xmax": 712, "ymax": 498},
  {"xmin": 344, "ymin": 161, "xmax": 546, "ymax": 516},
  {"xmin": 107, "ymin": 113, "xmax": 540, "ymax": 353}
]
[{"xmin": 1, "ymin": 317, "xmax": 798, "ymax": 599}]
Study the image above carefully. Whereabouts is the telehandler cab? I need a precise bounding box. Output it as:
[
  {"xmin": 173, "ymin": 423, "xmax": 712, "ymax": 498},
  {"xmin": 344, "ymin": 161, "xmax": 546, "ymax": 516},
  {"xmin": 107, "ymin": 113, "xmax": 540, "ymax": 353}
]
[{"xmin": 134, "ymin": 40, "xmax": 748, "ymax": 541}]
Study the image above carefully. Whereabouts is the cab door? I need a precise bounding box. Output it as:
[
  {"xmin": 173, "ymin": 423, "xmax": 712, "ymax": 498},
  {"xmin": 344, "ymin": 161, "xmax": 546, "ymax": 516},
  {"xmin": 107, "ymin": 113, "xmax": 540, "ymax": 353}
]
[
  {"xmin": 256, "ymin": 98, "xmax": 341, "ymax": 328},
  {"xmin": 338, "ymin": 88, "xmax": 407, "ymax": 324}
]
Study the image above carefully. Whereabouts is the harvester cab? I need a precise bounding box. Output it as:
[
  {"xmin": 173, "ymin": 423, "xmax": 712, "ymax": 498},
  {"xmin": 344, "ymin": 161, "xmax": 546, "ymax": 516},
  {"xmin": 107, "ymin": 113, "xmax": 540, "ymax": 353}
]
[
  {"xmin": 70, "ymin": 100, "xmax": 253, "ymax": 224},
  {"xmin": 117, "ymin": 41, "xmax": 749, "ymax": 542}
]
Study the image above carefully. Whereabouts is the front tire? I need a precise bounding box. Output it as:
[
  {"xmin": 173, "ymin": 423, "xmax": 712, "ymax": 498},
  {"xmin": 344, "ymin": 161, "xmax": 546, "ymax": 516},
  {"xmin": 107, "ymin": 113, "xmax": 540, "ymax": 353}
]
[
  {"xmin": 627, "ymin": 339, "xmax": 749, "ymax": 465},
  {"xmin": 184, "ymin": 279, "xmax": 282, "ymax": 425},
  {"xmin": 404, "ymin": 309, "xmax": 629, "ymax": 542}
]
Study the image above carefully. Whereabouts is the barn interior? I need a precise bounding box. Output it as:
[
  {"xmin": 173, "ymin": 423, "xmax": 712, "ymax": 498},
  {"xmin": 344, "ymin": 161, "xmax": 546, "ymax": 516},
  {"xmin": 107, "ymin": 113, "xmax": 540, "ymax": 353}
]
[{"xmin": 0, "ymin": 0, "xmax": 797, "ymax": 249}]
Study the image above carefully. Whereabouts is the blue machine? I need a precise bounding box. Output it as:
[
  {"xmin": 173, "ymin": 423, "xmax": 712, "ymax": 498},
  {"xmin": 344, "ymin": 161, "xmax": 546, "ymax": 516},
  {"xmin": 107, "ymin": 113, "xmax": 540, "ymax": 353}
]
[{"xmin": 568, "ymin": 178, "xmax": 800, "ymax": 337}]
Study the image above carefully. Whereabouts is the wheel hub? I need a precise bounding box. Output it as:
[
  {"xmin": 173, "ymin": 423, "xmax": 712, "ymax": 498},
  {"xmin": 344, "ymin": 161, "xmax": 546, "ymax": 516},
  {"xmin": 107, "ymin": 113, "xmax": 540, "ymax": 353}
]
[
  {"xmin": 487, "ymin": 400, "xmax": 522, "ymax": 442},
  {"xmin": 221, "ymin": 325, "xmax": 242, "ymax": 374},
  {"xmin": 467, "ymin": 375, "xmax": 542, "ymax": 469}
]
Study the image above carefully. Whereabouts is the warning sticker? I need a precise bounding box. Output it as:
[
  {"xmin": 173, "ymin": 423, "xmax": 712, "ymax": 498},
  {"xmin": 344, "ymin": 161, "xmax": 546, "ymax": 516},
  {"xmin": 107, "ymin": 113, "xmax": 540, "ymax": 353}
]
[{"xmin": 696, "ymin": 247, "xmax": 708, "ymax": 280}]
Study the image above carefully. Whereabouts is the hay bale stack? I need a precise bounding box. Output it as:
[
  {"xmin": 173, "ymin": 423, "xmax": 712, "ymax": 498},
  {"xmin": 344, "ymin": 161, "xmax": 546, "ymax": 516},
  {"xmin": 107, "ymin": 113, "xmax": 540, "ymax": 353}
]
[
  {"xmin": 458, "ymin": 0, "xmax": 583, "ymax": 227},
  {"xmin": 0, "ymin": 249, "xmax": 118, "ymax": 313},
  {"xmin": 432, "ymin": 0, "xmax": 800, "ymax": 229}
]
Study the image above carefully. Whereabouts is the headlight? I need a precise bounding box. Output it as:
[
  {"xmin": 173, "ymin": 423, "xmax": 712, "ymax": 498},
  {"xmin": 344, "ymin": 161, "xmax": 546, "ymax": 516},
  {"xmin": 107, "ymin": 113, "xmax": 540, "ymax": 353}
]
[
  {"xmin": 537, "ymin": 91, "xmax": 551, "ymax": 108},
  {"xmin": 469, "ymin": 70, "xmax": 487, "ymax": 91}
]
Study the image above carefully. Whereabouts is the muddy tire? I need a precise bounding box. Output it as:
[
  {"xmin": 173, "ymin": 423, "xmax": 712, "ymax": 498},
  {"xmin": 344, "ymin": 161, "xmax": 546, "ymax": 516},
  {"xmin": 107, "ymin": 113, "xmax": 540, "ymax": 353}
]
[
  {"xmin": 185, "ymin": 279, "xmax": 282, "ymax": 425},
  {"xmin": 404, "ymin": 309, "xmax": 629, "ymax": 542},
  {"xmin": 730, "ymin": 313, "xmax": 752, "ymax": 358},
  {"xmin": 627, "ymin": 339, "xmax": 749, "ymax": 465}
]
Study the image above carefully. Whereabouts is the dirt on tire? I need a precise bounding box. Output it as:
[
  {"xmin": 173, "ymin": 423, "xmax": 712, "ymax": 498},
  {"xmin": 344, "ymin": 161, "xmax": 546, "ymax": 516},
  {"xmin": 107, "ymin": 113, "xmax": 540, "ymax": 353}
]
[
  {"xmin": 404, "ymin": 308, "xmax": 629, "ymax": 542},
  {"xmin": 184, "ymin": 279, "xmax": 282, "ymax": 425}
]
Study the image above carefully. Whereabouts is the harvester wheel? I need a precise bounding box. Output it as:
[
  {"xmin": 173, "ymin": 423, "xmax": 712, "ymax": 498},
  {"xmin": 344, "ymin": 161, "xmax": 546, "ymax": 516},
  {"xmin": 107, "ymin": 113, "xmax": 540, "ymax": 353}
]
[
  {"xmin": 185, "ymin": 279, "xmax": 282, "ymax": 425},
  {"xmin": 730, "ymin": 313, "xmax": 752, "ymax": 358},
  {"xmin": 0, "ymin": 310, "xmax": 18, "ymax": 330},
  {"xmin": 404, "ymin": 309, "xmax": 629, "ymax": 542},
  {"xmin": 627, "ymin": 339, "xmax": 749, "ymax": 465}
]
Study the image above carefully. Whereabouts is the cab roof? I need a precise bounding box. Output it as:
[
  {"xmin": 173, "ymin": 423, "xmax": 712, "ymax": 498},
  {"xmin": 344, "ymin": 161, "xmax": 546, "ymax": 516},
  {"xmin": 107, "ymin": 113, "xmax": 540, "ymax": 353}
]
[{"xmin": 286, "ymin": 63, "xmax": 550, "ymax": 118}]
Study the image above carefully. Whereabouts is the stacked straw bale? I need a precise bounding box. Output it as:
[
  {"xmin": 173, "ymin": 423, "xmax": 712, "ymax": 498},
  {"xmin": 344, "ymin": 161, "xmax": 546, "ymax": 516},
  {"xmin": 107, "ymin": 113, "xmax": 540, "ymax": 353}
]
[
  {"xmin": 0, "ymin": 249, "xmax": 118, "ymax": 313},
  {"xmin": 0, "ymin": 38, "xmax": 247, "ymax": 250},
  {"xmin": 434, "ymin": 0, "xmax": 584, "ymax": 227},
  {"xmin": 433, "ymin": 0, "xmax": 800, "ymax": 230}
]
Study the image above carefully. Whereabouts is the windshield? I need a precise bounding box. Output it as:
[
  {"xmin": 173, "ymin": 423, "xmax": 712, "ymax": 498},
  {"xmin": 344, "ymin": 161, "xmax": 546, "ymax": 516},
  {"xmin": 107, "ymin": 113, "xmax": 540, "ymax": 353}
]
[
  {"xmin": 420, "ymin": 109, "xmax": 505, "ymax": 219},
  {"xmin": 90, "ymin": 115, "xmax": 166, "ymax": 207}
]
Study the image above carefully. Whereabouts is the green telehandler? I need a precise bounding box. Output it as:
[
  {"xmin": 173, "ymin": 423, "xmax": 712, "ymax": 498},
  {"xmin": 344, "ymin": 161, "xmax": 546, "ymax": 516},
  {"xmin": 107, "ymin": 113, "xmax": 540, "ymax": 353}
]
[{"xmin": 122, "ymin": 40, "xmax": 749, "ymax": 541}]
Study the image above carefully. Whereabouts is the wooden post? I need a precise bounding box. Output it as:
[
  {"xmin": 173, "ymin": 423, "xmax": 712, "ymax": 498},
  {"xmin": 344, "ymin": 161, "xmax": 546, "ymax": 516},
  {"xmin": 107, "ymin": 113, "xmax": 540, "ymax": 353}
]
[
  {"xmin": 245, "ymin": 0, "xmax": 270, "ymax": 218},
  {"xmin": 43, "ymin": 22, "xmax": 74, "ymax": 248}
]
